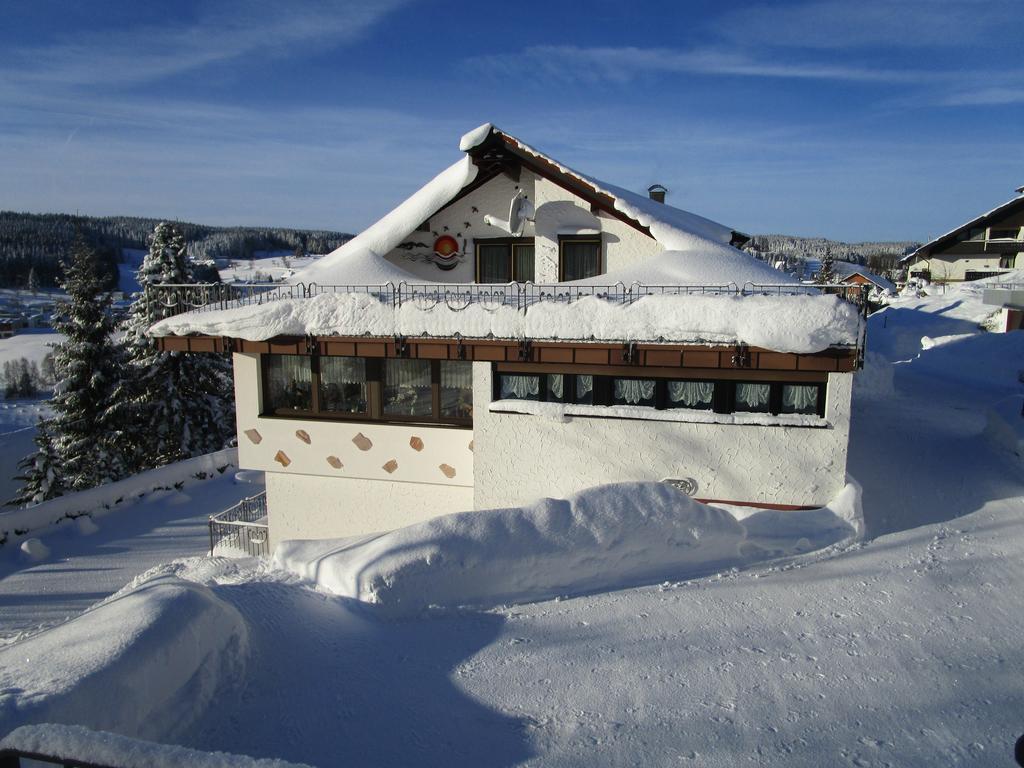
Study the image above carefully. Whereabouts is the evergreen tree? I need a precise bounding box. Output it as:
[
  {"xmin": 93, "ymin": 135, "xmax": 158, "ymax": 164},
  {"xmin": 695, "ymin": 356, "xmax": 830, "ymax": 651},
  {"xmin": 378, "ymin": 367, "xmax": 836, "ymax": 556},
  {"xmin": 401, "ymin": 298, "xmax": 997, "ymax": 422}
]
[
  {"xmin": 35, "ymin": 233, "xmax": 127, "ymax": 491},
  {"xmin": 120, "ymin": 222, "xmax": 235, "ymax": 470},
  {"xmin": 816, "ymin": 248, "xmax": 838, "ymax": 285},
  {"xmin": 27, "ymin": 266, "xmax": 39, "ymax": 295},
  {"xmin": 8, "ymin": 417, "xmax": 64, "ymax": 506}
]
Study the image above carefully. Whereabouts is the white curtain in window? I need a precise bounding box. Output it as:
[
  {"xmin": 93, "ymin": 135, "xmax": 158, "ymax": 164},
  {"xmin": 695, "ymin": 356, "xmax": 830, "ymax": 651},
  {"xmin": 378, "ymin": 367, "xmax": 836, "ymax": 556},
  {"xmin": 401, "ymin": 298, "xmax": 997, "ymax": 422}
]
[
  {"xmin": 614, "ymin": 379, "xmax": 655, "ymax": 404},
  {"xmin": 736, "ymin": 383, "xmax": 770, "ymax": 408},
  {"xmin": 320, "ymin": 357, "xmax": 365, "ymax": 386},
  {"xmin": 783, "ymin": 384, "xmax": 818, "ymax": 412},
  {"xmin": 500, "ymin": 375, "xmax": 539, "ymax": 399},
  {"xmin": 440, "ymin": 361, "xmax": 472, "ymax": 389},
  {"xmin": 576, "ymin": 375, "xmax": 593, "ymax": 399},
  {"xmin": 548, "ymin": 374, "xmax": 564, "ymax": 400},
  {"xmin": 386, "ymin": 359, "xmax": 431, "ymax": 388},
  {"xmin": 667, "ymin": 380, "xmax": 714, "ymax": 407}
]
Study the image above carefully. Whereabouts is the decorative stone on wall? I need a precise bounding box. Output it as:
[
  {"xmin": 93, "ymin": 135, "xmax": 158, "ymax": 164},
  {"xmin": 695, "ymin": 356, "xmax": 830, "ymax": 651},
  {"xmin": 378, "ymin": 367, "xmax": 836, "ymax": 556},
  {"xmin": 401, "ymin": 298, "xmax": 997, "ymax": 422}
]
[
  {"xmin": 352, "ymin": 433, "xmax": 373, "ymax": 451},
  {"xmin": 244, "ymin": 429, "xmax": 262, "ymax": 445},
  {"xmin": 326, "ymin": 456, "xmax": 343, "ymax": 469},
  {"xmin": 439, "ymin": 463, "xmax": 456, "ymax": 479},
  {"xmin": 382, "ymin": 459, "xmax": 399, "ymax": 474},
  {"xmin": 409, "ymin": 436, "xmax": 424, "ymax": 452},
  {"xmin": 468, "ymin": 440, "xmax": 474, "ymax": 452},
  {"xmin": 274, "ymin": 450, "xmax": 291, "ymax": 467},
  {"xmin": 295, "ymin": 429, "xmax": 311, "ymax": 444}
]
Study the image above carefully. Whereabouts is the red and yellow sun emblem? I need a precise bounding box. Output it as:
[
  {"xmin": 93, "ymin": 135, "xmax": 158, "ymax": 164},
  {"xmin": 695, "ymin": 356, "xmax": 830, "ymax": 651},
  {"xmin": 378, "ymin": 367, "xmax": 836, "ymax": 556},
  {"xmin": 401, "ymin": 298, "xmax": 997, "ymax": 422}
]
[{"xmin": 432, "ymin": 235, "xmax": 461, "ymax": 271}]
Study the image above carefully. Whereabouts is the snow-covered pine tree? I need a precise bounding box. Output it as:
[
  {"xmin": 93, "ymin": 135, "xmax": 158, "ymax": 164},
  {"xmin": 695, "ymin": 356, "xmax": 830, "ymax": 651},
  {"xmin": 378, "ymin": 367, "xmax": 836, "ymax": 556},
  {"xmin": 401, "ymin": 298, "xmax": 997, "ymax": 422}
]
[
  {"xmin": 27, "ymin": 266, "xmax": 39, "ymax": 295},
  {"xmin": 39, "ymin": 232, "xmax": 128, "ymax": 491},
  {"xmin": 8, "ymin": 417, "xmax": 64, "ymax": 506},
  {"xmin": 815, "ymin": 248, "xmax": 838, "ymax": 285},
  {"xmin": 120, "ymin": 222, "xmax": 235, "ymax": 469}
]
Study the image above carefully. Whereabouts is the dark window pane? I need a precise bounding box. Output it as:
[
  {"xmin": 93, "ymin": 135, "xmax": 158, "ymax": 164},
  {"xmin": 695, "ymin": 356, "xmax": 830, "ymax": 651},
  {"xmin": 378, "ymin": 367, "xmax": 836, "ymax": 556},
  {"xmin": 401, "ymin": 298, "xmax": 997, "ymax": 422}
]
[
  {"xmin": 498, "ymin": 374, "xmax": 540, "ymax": 400},
  {"xmin": 612, "ymin": 378, "xmax": 656, "ymax": 407},
  {"xmin": 547, "ymin": 374, "xmax": 568, "ymax": 403},
  {"xmin": 781, "ymin": 384, "xmax": 820, "ymax": 415},
  {"xmin": 561, "ymin": 239, "xmax": 601, "ymax": 281},
  {"xmin": 440, "ymin": 361, "xmax": 473, "ymax": 418},
  {"xmin": 384, "ymin": 359, "xmax": 433, "ymax": 416},
  {"xmin": 575, "ymin": 374, "xmax": 594, "ymax": 405},
  {"xmin": 666, "ymin": 380, "xmax": 714, "ymax": 410},
  {"xmin": 319, "ymin": 357, "xmax": 367, "ymax": 414},
  {"xmin": 265, "ymin": 355, "xmax": 312, "ymax": 411},
  {"xmin": 735, "ymin": 382, "xmax": 771, "ymax": 413},
  {"xmin": 478, "ymin": 244, "xmax": 511, "ymax": 283},
  {"xmin": 513, "ymin": 244, "xmax": 535, "ymax": 282}
]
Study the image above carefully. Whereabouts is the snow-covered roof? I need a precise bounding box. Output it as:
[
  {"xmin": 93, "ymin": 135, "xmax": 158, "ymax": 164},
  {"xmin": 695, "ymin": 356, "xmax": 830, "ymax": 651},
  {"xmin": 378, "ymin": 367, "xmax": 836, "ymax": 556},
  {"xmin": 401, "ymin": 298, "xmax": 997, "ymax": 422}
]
[
  {"xmin": 902, "ymin": 191, "xmax": 1024, "ymax": 263},
  {"xmin": 834, "ymin": 262, "xmax": 897, "ymax": 293},
  {"xmin": 296, "ymin": 123, "xmax": 785, "ymax": 288}
]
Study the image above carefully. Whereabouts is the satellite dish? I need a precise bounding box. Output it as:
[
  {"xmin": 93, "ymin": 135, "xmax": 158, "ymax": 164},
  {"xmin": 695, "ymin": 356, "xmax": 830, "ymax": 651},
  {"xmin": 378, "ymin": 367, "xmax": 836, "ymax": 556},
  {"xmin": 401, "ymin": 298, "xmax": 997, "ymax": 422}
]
[{"xmin": 483, "ymin": 191, "xmax": 534, "ymax": 235}]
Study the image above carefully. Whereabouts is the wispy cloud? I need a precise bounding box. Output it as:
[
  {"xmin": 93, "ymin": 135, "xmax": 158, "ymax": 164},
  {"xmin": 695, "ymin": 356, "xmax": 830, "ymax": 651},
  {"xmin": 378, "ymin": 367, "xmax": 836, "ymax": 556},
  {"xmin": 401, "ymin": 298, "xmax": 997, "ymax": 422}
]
[
  {"xmin": 711, "ymin": 0, "xmax": 1015, "ymax": 50},
  {"xmin": 472, "ymin": 45, "xmax": 949, "ymax": 85},
  {"xmin": 0, "ymin": 0, "xmax": 407, "ymax": 88},
  {"xmin": 941, "ymin": 87, "xmax": 1024, "ymax": 106}
]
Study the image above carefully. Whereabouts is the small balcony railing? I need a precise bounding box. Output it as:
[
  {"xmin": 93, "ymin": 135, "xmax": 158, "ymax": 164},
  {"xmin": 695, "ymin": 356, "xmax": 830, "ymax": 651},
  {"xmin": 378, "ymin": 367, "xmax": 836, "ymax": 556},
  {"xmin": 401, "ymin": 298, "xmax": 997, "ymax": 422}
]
[{"xmin": 209, "ymin": 491, "xmax": 269, "ymax": 558}]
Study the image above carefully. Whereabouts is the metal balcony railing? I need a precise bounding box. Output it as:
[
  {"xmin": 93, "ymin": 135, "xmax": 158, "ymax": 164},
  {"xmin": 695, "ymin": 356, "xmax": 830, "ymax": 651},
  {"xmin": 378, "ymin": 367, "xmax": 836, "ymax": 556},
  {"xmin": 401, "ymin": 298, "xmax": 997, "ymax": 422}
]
[
  {"xmin": 209, "ymin": 491, "xmax": 269, "ymax": 557},
  {"xmin": 145, "ymin": 280, "xmax": 871, "ymax": 317}
]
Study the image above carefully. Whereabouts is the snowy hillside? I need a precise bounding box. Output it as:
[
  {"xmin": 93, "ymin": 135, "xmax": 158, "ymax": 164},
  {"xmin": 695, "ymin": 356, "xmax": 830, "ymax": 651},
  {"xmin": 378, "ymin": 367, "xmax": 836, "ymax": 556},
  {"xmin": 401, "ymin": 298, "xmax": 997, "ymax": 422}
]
[{"xmin": 0, "ymin": 276, "xmax": 1022, "ymax": 766}]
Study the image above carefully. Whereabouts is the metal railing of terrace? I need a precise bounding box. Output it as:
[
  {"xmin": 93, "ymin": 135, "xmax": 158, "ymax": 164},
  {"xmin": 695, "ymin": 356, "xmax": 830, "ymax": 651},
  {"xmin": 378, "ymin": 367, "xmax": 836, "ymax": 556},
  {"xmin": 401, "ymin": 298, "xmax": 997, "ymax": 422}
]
[
  {"xmin": 146, "ymin": 280, "xmax": 871, "ymax": 317},
  {"xmin": 209, "ymin": 491, "xmax": 269, "ymax": 558}
]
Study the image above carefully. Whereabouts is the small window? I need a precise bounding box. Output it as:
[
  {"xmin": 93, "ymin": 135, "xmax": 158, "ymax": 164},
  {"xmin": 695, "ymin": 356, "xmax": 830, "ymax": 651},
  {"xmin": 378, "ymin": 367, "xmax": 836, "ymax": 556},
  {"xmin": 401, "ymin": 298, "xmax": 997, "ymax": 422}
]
[
  {"xmin": 547, "ymin": 373, "xmax": 570, "ymax": 403},
  {"xmin": 734, "ymin": 382, "xmax": 771, "ymax": 413},
  {"xmin": 476, "ymin": 239, "xmax": 535, "ymax": 283},
  {"xmin": 666, "ymin": 380, "xmax": 714, "ymax": 410},
  {"xmin": 440, "ymin": 361, "xmax": 474, "ymax": 419},
  {"xmin": 319, "ymin": 357, "xmax": 367, "ymax": 414},
  {"xmin": 265, "ymin": 355, "xmax": 312, "ymax": 412},
  {"xmin": 383, "ymin": 359, "xmax": 433, "ymax": 417},
  {"xmin": 559, "ymin": 236, "xmax": 602, "ymax": 281},
  {"xmin": 989, "ymin": 228, "xmax": 1020, "ymax": 240},
  {"xmin": 575, "ymin": 374, "xmax": 595, "ymax": 405},
  {"xmin": 612, "ymin": 378, "xmax": 656, "ymax": 407},
  {"xmin": 499, "ymin": 373, "xmax": 541, "ymax": 400},
  {"xmin": 780, "ymin": 384, "xmax": 820, "ymax": 415}
]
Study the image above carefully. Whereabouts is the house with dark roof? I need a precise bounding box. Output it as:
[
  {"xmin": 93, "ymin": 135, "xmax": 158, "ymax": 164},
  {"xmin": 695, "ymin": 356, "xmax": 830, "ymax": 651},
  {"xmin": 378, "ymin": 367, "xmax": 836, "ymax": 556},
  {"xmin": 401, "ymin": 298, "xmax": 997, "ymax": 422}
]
[
  {"xmin": 146, "ymin": 125, "xmax": 867, "ymax": 549},
  {"xmin": 901, "ymin": 188, "xmax": 1024, "ymax": 283}
]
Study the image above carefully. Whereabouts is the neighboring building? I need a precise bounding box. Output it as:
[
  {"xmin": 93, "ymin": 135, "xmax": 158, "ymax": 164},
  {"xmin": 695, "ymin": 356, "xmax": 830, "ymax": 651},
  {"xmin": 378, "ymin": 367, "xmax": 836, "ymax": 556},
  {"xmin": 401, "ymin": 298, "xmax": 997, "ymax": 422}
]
[
  {"xmin": 902, "ymin": 188, "xmax": 1024, "ymax": 282},
  {"xmin": 982, "ymin": 283, "xmax": 1024, "ymax": 333},
  {"xmin": 148, "ymin": 124, "xmax": 866, "ymax": 548},
  {"xmin": 0, "ymin": 320, "xmax": 15, "ymax": 339},
  {"xmin": 834, "ymin": 263, "xmax": 896, "ymax": 298}
]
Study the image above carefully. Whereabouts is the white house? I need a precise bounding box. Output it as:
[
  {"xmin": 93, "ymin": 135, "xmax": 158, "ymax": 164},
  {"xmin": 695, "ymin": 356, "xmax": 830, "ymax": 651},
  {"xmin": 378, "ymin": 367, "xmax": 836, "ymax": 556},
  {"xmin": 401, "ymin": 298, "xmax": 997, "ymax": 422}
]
[
  {"xmin": 149, "ymin": 124, "xmax": 866, "ymax": 548},
  {"xmin": 902, "ymin": 187, "xmax": 1024, "ymax": 283}
]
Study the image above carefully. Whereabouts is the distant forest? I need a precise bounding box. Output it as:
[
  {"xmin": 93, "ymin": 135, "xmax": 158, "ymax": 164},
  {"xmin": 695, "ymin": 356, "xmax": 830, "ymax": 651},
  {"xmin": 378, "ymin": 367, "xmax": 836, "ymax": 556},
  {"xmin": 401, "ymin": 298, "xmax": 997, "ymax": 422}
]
[
  {"xmin": 745, "ymin": 234, "xmax": 919, "ymax": 273},
  {"xmin": 0, "ymin": 211, "xmax": 353, "ymax": 290}
]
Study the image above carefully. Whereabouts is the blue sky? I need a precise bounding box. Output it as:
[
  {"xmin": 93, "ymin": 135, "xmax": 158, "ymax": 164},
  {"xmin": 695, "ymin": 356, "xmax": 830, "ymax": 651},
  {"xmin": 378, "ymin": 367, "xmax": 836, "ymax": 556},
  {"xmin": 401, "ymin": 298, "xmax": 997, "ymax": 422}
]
[{"xmin": 1, "ymin": 0, "xmax": 1022, "ymax": 241}]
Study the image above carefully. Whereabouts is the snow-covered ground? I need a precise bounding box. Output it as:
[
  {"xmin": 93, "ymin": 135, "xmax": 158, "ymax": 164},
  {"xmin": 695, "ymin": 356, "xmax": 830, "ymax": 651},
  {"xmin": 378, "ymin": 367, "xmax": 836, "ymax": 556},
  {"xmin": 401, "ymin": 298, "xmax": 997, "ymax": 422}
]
[
  {"xmin": 217, "ymin": 252, "xmax": 322, "ymax": 284},
  {"xmin": 0, "ymin": 277, "xmax": 1022, "ymax": 766}
]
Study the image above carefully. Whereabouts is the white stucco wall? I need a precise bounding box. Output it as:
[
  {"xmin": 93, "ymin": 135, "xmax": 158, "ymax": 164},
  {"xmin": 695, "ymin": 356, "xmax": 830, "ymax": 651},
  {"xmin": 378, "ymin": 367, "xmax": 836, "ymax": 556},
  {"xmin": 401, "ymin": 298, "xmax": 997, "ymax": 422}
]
[
  {"xmin": 379, "ymin": 168, "xmax": 662, "ymax": 283},
  {"xmin": 472, "ymin": 364, "xmax": 853, "ymax": 510},
  {"xmin": 265, "ymin": 472, "xmax": 473, "ymax": 547},
  {"xmin": 905, "ymin": 254, "xmax": 1020, "ymax": 281},
  {"xmin": 232, "ymin": 353, "xmax": 475, "ymax": 541}
]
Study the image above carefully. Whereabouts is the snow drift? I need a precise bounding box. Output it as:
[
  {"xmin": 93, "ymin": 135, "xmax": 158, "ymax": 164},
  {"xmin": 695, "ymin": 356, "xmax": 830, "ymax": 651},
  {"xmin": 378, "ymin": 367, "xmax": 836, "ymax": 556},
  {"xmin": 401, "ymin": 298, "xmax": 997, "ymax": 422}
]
[
  {"xmin": 150, "ymin": 292, "xmax": 860, "ymax": 354},
  {"xmin": 274, "ymin": 481, "xmax": 861, "ymax": 617},
  {"xmin": 0, "ymin": 724, "xmax": 313, "ymax": 768},
  {"xmin": 0, "ymin": 572, "xmax": 248, "ymax": 741}
]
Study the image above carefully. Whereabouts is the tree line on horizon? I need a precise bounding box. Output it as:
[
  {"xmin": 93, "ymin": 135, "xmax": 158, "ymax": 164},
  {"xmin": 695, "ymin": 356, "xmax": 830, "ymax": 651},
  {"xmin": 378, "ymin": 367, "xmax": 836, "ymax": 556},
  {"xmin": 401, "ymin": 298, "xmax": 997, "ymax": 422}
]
[
  {"xmin": 8, "ymin": 222, "xmax": 238, "ymax": 507},
  {"xmin": 0, "ymin": 211, "xmax": 353, "ymax": 290}
]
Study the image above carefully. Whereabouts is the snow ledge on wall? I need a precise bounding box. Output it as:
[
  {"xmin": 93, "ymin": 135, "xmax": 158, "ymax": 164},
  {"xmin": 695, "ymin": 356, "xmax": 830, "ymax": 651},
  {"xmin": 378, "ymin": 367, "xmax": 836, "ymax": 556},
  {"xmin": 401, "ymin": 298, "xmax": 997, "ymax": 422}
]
[{"xmin": 489, "ymin": 400, "xmax": 829, "ymax": 428}]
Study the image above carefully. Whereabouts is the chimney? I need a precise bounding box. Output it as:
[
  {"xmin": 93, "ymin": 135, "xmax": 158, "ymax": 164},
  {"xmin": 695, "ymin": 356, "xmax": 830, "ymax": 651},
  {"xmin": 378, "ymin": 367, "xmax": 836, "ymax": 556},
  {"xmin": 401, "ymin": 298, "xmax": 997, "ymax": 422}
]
[{"xmin": 647, "ymin": 184, "xmax": 667, "ymax": 203}]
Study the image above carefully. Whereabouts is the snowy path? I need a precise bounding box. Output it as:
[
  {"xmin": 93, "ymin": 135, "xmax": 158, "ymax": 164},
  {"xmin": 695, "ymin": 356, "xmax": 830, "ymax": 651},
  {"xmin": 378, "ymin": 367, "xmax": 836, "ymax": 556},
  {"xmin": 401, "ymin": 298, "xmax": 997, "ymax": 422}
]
[{"xmin": 0, "ymin": 475, "xmax": 258, "ymax": 641}]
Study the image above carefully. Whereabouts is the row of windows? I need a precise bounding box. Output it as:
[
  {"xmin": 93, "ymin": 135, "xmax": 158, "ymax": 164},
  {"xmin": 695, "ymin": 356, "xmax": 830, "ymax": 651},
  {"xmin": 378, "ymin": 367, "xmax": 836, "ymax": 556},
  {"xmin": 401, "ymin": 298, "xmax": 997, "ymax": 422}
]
[
  {"xmin": 494, "ymin": 372, "xmax": 826, "ymax": 417},
  {"xmin": 263, "ymin": 355, "xmax": 473, "ymax": 425},
  {"xmin": 475, "ymin": 236, "xmax": 601, "ymax": 283}
]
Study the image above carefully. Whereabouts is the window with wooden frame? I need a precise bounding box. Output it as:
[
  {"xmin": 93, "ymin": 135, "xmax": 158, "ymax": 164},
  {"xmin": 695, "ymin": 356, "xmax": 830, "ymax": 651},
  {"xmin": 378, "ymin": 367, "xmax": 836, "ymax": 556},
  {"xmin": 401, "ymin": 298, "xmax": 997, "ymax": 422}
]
[
  {"xmin": 493, "ymin": 368, "xmax": 826, "ymax": 418},
  {"xmin": 475, "ymin": 237, "xmax": 535, "ymax": 283},
  {"xmin": 558, "ymin": 234, "xmax": 602, "ymax": 281},
  {"xmin": 261, "ymin": 355, "xmax": 473, "ymax": 426}
]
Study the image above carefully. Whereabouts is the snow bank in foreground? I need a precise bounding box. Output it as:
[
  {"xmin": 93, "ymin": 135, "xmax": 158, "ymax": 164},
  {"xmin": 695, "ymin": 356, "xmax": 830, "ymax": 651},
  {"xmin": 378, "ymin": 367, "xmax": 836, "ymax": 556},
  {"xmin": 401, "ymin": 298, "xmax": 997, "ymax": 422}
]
[
  {"xmin": 0, "ymin": 572, "xmax": 248, "ymax": 740},
  {"xmin": 275, "ymin": 481, "xmax": 861, "ymax": 617},
  {"xmin": 0, "ymin": 724, "xmax": 311, "ymax": 768},
  {"xmin": 151, "ymin": 292, "xmax": 860, "ymax": 354}
]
